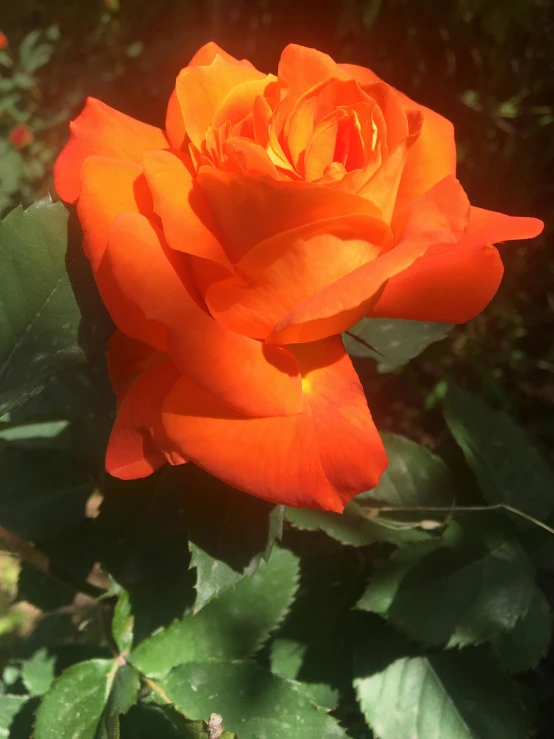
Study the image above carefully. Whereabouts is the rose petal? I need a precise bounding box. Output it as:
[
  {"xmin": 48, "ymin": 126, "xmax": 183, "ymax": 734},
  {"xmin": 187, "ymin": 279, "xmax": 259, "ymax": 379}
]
[
  {"xmin": 166, "ymin": 90, "xmax": 187, "ymax": 150},
  {"xmin": 371, "ymin": 206, "xmax": 544, "ymax": 322},
  {"xmin": 197, "ymin": 168, "xmax": 382, "ymax": 262},
  {"xmin": 162, "ymin": 336, "xmax": 386, "ymax": 510},
  {"xmin": 106, "ymin": 356, "xmax": 182, "ymax": 479},
  {"xmin": 106, "ymin": 329, "xmax": 165, "ymax": 399},
  {"xmin": 54, "ymin": 97, "xmax": 167, "ymax": 203},
  {"xmin": 175, "ymin": 54, "xmax": 265, "ymax": 149},
  {"xmin": 142, "ymin": 149, "xmax": 231, "ymax": 266},
  {"xmin": 206, "ymin": 215, "xmax": 390, "ymax": 338},
  {"xmin": 103, "ymin": 211, "xmax": 303, "ymax": 418},
  {"xmin": 189, "ymin": 41, "xmax": 254, "ymax": 68},
  {"xmin": 77, "ymin": 156, "xmax": 153, "ymax": 271},
  {"xmin": 266, "ymin": 176, "xmax": 469, "ymax": 344},
  {"xmin": 340, "ymin": 62, "xmax": 456, "ymax": 210}
]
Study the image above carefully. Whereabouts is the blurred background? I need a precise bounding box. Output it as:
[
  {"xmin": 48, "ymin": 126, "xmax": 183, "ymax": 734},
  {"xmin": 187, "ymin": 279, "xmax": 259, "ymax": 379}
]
[{"xmin": 0, "ymin": 0, "xmax": 552, "ymax": 478}]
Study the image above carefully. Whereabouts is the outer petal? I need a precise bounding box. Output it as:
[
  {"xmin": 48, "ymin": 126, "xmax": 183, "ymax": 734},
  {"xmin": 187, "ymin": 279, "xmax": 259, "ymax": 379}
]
[
  {"xmin": 54, "ymin": 97, "xmax": 167, "ymax": 203},
  {"xmin": 189, "ymin": 41, "xmax": 255, "ymax": 68},
  {"xmin": 78, "ymin": 156, "xmax": 153, "ymax": 270},
  {"xmin": 340, "ymin": 62, "xmax": 456, "ymax": 209},
  {"xmin": 371, "ymin": 206, "xmax": 544, "ymax": 323},
  {"xmin": 266, "ymin": 176, "xmax": 469, "ymax": 344},
  {"xmin": 462, "ymin": 206, "xmax": 544, "ymax": 247},
  {"xmin": 206, "ymin": 215, "xmax": 390, "ymax": 338},
  {"xmin": 166, "ymin": 90, "xmax": 187, "ymax": 150},
  {"xmin": 197, "ymin": 168, "xmax": 382, "ymax": 262},
  {"xmin": 175, "ymin": 55, "xmax": 265, "ymax": 149},
  {"xmin": 142, "ymin": 149, "xmax": 231, "ymax": 266},
  {"xmin": 103, "ymin": 212, "xmax": 303, "ymax": 418},
  {"xmin": 106, "ymin": 356, "xmax": 182, "ymax": 479},
  {"xmin": 162, "ymin": 336, "xmax": 387, "ymax": 510},
  {"xmin": 106, "ymin": 329, "xmax": 164, "ymax": 400}
]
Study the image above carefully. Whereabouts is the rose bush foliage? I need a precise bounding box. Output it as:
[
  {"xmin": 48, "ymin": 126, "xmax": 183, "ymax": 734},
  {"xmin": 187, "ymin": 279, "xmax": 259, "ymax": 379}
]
[{"xmin": 54, "ymin": 42, "xmax": 543, "ymax": 510}]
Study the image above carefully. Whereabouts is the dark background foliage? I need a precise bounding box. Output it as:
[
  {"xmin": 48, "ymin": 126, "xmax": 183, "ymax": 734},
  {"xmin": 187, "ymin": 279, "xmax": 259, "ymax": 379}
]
[{"xmin": 1, "ymin": 2, "xmax": 553, "ymax": 737}]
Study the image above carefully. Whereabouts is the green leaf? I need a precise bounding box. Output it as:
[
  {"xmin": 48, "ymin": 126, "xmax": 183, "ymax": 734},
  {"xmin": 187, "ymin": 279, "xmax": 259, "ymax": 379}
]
[
  {"xmin": 112, "ymin": 590, "xmax": 134, "ymax": 655},
  {"xmin": 131, "ymin": 546, "xmax": 299, "ymax": 678},
  {"xmin": 357, "ymin": 515, "xmax": 536, "ymax": 647},
  {"xmin": 0, "ymin": 419, "xmax": 69, "ymax": 448},
  {"xmin": 95, "ymin": 665, "xmax": 141, "ymax": 739},
  {"xmin": 0, "ymin": 197, "xmax": 113, "ymax": 416},
  {"xmin": 34, "ymin": 659, "xmax": 139, "ymax": 739},
  {"xmin": 444, "ymin": 384, "xmax": 554, "ymax": 521},
  {"xmin": 343, "ymin": 318, "xmax": 452, "ymax": 372},
  {"xmin": 493, "ymin": 587, "xmax": 552, "ymax": 672},
  {"xmin": 354, "ymin": 620, "xmax": 528, "ymax": 739},
  {"xmin": 120, "ymin": 703, "xmax": 236, "ymax": 739},
  {"xmin": 7, "ymin": 355, "xmax": 116, "ymax": 474},
  {"xmin": 21, "ymin": 648, "xmax": 55, "ymax": 696},
  {"xmin": 269, "ymin": 540, "xmax": 363, "ymax": 709},
  {"xmin": 34, "ymin": 659, "xmax": 114, "ymax": 739},
  {"xmin": 162, "ymin": 660, "xmax": 346, "ymax": 739},
  {"xmin": 0, "ymin": 446, "xmax": 92, "ymax": 540},
  {"xmin": 286, "ymin": 433, "xmax": 455, "ymax": 547},
  {"xmin": 0, "ymin": 695, "xmax": 27, "ymax": 738},
  {"xmin": 182, "ymin": 465, "xmax": 284, "ymax": 611}
]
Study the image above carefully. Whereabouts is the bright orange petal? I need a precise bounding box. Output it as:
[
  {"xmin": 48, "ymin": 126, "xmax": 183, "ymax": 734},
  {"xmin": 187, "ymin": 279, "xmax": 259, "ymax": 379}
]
[
  {"xmin": 370, "ymin": 206, "xmax": 543, "ymax": 323},
  {"xmin": 54, "ymin": 97, "xmax": 167, "ymax": 203},
  {"xmin": 106, "ymin": 357, "xmax": 182, "ymax": 479},
  {"xmin": 77, "ymin": 156, "xmax": 153, "ymax": 271},
  {"xmin": 162, "ymin": 336, "xmax": 386, "ymax": 510},
  {"xmin": 371, "ymin": 242, "xmax": 504, "ymax": 323},
  {"xmin": 142, "ymin": 149, "xmax": 230, "ymax": 266},
  {"xmin": 175, "ymin": 55, "xmax": 264, "ymax": 149},
  {"xmin": 166, "ymin": 90, "xmax": 187, "ymax": 150},
  {"xmin": 340, "ymin": 62, "xmax": 456, "ymax": 210},
  {"xmin": 462, "ymin": 205, "xmax": 544, "ymax": 246},
  {"xmin": 266, "ymin": 176, "xmax": 469, "ymax": 344},
  {"xmin": 206, "ymin": 215, "xmax": 390, "ymax": 338},
  {"xmin": 104, "ymin": 212, "xmax": 303, "ymax": 418},
  {"xmin": 212, "ymin": 75, "xmax": 276, "ymax": 133},
  {"xmin": 189, "ymin": 41, "xmax": 254, "ymax": 68},
  {"xmin": 197, "ymin": 168, "xmax": 382, "ymax": 262},
  {"xmin": 338, "ymin": 63, "xmax": 381, "ymax": 86},
  {"xmin": 273, "ymin": 45, "xmax": 350, "ymax": 141}
]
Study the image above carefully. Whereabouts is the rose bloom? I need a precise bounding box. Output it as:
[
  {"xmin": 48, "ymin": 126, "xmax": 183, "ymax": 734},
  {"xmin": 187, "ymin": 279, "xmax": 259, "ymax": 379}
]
[
  {"xmin": 10, "ymin": 123, "xmax": 33, "ymax": 149},
  {"xmin": 0, "ymin": 31, "xmax": 8, "ymax": 49},
  {"xmin": 54, "ymin": 43, "xmax": 543, "ymax": 511}
]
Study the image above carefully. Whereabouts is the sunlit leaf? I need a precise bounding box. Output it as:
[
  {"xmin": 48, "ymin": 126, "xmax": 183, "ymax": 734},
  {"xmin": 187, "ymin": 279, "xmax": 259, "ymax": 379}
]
[
  {"xmin": 162, "ymin": 661, "xmax": 346, "ymax": 739},
  {"xmin": 131, "ymin": 546, "xmax": 299, "ymax": 678},
  {"xmin": 354, "ymin": 617, "xmax": 528, "ymax": 739},
  {"xmin": 0, "ymin": 197, "xmax": 113, "ymax": 416},
  {"xmin": 343, "ymin": 318, "xmax": 452, "ymax": 372},
  {"xmin": 357, "ymin": 515, "xmax": 536, "ymax": 647}
]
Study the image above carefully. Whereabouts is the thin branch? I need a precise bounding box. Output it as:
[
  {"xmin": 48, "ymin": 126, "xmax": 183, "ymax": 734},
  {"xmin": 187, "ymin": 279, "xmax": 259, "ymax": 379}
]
[
  {"xmin": 356, "ymin": 502, "xmax": 554, "ymax": 536},
  {"xmin": 0, "ymin": 524, "xmax": 105, "ymax": 600}
]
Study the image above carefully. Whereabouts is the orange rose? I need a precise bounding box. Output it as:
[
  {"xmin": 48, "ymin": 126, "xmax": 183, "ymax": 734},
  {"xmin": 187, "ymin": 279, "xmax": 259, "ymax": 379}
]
[{"xmin": 54, "ymin": 42, "xmax": 543, "ymax": 511}]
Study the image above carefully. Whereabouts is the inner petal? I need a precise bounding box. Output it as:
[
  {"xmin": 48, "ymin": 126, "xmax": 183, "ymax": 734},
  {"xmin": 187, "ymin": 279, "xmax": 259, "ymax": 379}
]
[{"xmin": 205, "ymin": 214, "xmax": 390, "ymax": 339}]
